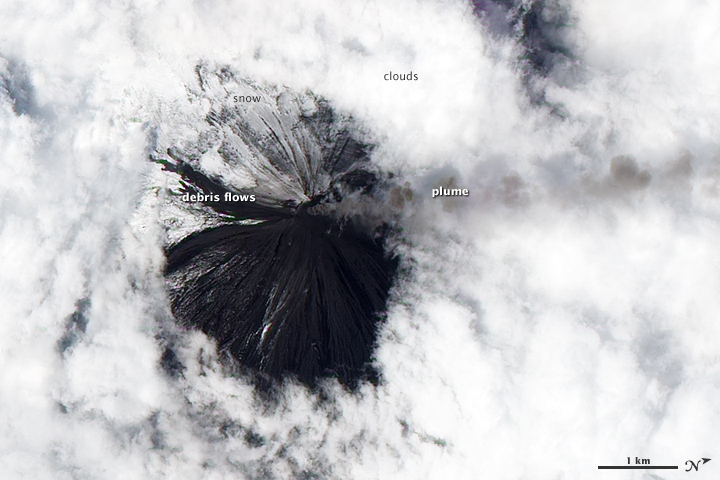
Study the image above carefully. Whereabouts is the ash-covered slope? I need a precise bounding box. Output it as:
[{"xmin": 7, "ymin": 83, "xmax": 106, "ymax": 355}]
[{"xmin": 156, "ymin": 71, "xmax": 400, "ymax": 389}]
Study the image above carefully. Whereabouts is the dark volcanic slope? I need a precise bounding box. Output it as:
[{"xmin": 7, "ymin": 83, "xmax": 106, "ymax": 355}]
[{"xmin": 157, "ymin": 72, "xmax": 399, "ymax": 388}]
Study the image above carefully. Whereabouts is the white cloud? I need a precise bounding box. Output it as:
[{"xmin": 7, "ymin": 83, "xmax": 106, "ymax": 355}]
[{"xmin": 1, "ymin": 0, "xmax": 720, "ymax": 478}]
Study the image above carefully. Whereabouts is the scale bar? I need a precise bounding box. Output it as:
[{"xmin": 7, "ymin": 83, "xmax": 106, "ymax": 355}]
[{"xmin": 598, "ymin": 466, "xmax": 678, "ymax": 470}]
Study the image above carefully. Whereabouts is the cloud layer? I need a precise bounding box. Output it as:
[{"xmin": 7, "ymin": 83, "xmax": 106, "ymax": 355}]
[{"xmin": 1, "ymin": 0, "xmax": 720, "ymax": 478}]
